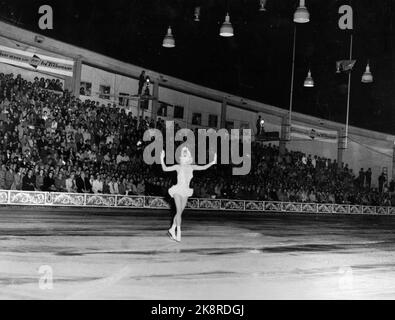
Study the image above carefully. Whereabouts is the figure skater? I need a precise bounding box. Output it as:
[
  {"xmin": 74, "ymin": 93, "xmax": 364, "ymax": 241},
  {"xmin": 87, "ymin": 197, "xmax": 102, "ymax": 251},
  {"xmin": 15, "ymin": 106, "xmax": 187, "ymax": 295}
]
[{"xmin": 160, "ymin": 147, "xmax": 217, "ymax": 242}]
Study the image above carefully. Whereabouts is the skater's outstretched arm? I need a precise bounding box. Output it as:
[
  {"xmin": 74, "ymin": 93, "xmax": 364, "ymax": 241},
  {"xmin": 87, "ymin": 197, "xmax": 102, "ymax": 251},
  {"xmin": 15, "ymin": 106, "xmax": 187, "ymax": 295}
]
[
  {"xmin": 192, "ymin": 153, "xmax": 217, "ymax": 171},
  {"xmin": 160, "ymin": 151, "xmax": 179, "ymax": 172}
]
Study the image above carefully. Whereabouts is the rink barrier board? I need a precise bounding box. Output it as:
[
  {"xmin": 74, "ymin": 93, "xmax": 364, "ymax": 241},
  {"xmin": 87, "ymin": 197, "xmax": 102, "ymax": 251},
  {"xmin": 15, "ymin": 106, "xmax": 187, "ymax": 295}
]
[{"xmin": 0, "ymin": 190, "xmax": 393, "ymax": 215}]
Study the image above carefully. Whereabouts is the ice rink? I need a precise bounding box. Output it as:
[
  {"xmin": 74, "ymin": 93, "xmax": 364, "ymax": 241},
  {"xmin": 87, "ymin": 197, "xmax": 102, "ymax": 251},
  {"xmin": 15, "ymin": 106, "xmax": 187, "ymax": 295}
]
[{"xmin": 1, "ymin": 206, "xmax": 395, "ymax": 300}]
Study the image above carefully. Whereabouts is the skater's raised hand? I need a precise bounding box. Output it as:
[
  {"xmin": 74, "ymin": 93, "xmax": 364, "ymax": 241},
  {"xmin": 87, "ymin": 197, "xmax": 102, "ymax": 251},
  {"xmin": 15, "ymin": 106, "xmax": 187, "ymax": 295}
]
[
  {"xmin": 160, "ymin": 150, "xmax": 178, "ymax": 172},
  {"xmin": 192, "ymin": 153, "xmax": 217, "ymax": 171}
]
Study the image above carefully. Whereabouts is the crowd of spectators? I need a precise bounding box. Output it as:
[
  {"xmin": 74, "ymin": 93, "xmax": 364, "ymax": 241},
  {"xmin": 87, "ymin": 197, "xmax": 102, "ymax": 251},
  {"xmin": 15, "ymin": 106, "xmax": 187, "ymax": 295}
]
[
  {"xmin": 205, "ymin": 143, "xmax": 393, "ymax": 207},
  {"xmin": 0, "ymin": 72, "xmax": 394, "ymax": 207}
]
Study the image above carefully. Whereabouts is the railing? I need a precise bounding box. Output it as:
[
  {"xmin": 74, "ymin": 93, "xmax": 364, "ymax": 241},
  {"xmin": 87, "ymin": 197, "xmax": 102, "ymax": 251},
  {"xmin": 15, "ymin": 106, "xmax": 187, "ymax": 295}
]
[{"xmin": 0, "ymin": 190, "xmax": 394, "ymax": 215}]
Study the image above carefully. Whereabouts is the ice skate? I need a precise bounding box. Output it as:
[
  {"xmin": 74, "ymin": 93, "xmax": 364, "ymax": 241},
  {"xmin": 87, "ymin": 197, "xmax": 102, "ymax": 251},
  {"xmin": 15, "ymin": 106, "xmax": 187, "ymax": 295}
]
[
  {"xmin": 168, "ymin": 227, "xmax": 177, "ymax": 241},
  {"xmin": 175, "ymin": 227, "xmax": 181, "ymax": 242}
]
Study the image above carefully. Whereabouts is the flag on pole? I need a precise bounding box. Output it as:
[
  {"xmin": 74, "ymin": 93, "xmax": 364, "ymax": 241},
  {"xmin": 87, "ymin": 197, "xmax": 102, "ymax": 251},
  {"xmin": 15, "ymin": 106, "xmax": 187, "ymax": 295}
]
[{"xmin": 336, "ymin": 60, "xmax": 356, "ymax": 73}]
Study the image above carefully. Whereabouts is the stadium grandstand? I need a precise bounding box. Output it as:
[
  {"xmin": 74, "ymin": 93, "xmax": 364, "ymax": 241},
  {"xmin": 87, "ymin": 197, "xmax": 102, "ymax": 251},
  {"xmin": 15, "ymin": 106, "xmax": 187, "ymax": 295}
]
[{"xmin": 0, "ymin": 20, "xmax": 394, "ymax": 207}]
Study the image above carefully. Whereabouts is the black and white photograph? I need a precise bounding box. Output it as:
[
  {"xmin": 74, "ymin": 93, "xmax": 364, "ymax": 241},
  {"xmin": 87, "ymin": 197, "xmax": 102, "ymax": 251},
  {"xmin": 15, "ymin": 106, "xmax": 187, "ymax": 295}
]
[{"xmin": 0, "ymin": 0, "xmax": 395, "ymax": 306}]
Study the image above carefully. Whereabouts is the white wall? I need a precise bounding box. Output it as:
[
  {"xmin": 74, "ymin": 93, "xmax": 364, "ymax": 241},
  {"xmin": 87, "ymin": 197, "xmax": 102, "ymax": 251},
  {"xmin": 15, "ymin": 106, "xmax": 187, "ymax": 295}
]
[
  {"xmin": 80, "ymin": 64, "xmax": 151, "ymax": 116},
  {"xmin": 158, "ymin": 87, "xmax": 222, "ymax": 129},
  {"xmin": 158, "ymin": 87, "xmax": 189, "ymax": 128},
  {"xmin": 289, "ymin": 138, "xmax": 338, "ymax": 160},
  {"xmin": 188, "ymin": 95, "xmax": 221, "ymax": 128}
]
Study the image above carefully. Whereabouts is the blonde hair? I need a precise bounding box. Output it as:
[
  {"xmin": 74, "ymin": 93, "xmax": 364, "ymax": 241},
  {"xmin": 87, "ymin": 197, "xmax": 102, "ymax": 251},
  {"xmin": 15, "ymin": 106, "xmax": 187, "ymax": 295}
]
[{"xmin": 180, "ymin": 147, "xmax": 193, "ymax": 164}]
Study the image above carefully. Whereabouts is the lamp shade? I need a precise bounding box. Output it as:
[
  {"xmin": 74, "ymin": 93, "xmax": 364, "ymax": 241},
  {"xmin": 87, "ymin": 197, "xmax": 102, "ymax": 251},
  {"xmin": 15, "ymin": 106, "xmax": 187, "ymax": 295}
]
[
  {"xmin": 194, "ymin": 7, "xmax": 200, "ymax": 21},
  {"xmin": 361, "ymin": 63, "xmax": 373, "ymax": 83},
  {"xmin": 294, "ymin": 0, "xmax": 310, "ymax": 23},
  {"xmin": 220, "ymin": 13, "xmax": 234, "ymax": 37},
  {"xmin": 304, "ymin": 70, "xmax": 314, "ymax": 87},
  {"xmin": 336, "ymin": 61, "xmax": 341, "ymax": 73},
  {"xmin": 259, "ymin": 0, "xmax": 267, "ymax": 11},
  {"xmin": 162, "ymin": 27, "xmax": 175, "ymax": 48}
]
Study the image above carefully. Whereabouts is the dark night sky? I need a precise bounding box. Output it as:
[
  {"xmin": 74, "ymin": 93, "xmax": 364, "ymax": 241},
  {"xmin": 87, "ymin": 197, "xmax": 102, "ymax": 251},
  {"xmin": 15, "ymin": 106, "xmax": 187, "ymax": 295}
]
[{"xmin": 1, "ymin": 0, "xmax": 395, "ymax": 133}]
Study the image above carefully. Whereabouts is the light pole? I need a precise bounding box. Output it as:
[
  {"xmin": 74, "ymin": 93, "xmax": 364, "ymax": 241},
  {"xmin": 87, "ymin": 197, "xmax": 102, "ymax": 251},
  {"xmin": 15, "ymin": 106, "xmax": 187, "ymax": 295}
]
[
  {"xmin": 344, "ymin": 34, "xmax": 353, "ymax": 150},
  {"xmin": 288, "ymin": 25, "xmax": 297, "ymax": 135},
  {"xmin": 286, "ymin": 0, "xmax": 310, "ymax": 145},
  {"xmin": 337, "ymin": 48, "xmax": 373, "ymax": 168},
  {"xmin": 337, "ymin": 57, "xmax": 373, "ymax": 168}
]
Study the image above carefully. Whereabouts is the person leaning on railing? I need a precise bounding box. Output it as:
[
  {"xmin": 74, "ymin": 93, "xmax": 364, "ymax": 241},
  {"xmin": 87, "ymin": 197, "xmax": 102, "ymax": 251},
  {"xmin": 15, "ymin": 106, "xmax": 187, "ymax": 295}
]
[
  {"xmin": 43, "ymin": 171, "xmax": 57, "ymax": 192},
  {"xmin": 75, "ymin": 171, "xmax": 92, "ymax": 193},
  {"xmin": 102, "ymin": 176, "xmax": 110, "ymax": 194},
  {"xmin": 11, "ymin": 168, "xmax": 23, "ymax": 190},
  {"xmin": 54, "ymin": 173, "xmax": 67, "ymax": 192},
  {"xmin": 92, "ymin": 175, "xmax": 103, "ymax": 194},
  {"xmin": 4, "ymin": 167, "xmax": 14, "ymax": 190},
  {"xmin": 22, "ymin": 169, "xmax": 36, "ymax": 191},
  {"xmin": 65, "ymin": 172, "xmax": 77, "ymax": 193},
  {"xmin": 35, "ymin": 169, "xmax": 45, "ymax": 191},
  {"xmin": 0, "ymin": 164, "xmax": 6, "ymax": 190}
]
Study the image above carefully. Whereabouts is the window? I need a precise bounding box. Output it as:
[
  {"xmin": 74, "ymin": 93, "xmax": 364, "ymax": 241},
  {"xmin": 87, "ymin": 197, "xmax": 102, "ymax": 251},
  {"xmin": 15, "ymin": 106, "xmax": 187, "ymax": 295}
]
[
  {"xmin": 99, "ymin": 85, "xmax": 111, "ymax": 99},
  {"xmin": 192, "ymin": 113, "xmax": 202, "ymax": 126},
  {"xmin": 240, "ymin": 122, "xmax": 250, "ymax": 129},
  {"xmin": 141, "ymin": 96, "xmax": 149, "ymax": 110},
  {"xmin": 142, "ymin": 85, "xmax": 151, "ymax": 97},
  {"xmin": 158, "ymin": 102, "xmax": 168, "ymax": 117},
  {"xmin": 208, "ymin": 114, "xmax": 218, "ymax": 128},
  {"xmin": 80, "ymin": 82, "xmax": 92, "ymax": 96},
  {"xmin": 174, "ymin": 105, "xmax": 184, "ymax": 119},
  {"xmin": 119, "ymin": 93, "xmax": 130, "ymax": 107},
  {"xmin": 226, "ymin": 121, "xmax": 234, "ymax": 130},
  {"xmin": 240, "ymin": 122, "xmax": 250, "ymax": 135}
]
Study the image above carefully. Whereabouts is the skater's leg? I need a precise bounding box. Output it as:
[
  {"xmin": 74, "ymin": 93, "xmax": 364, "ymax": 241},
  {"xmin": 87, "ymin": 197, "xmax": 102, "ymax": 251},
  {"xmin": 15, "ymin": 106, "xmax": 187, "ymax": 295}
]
[
  {"xmin": 175, "ymin": 196, "xmax": 188, "ymax": 242},
  {"xmin": 174, "ymin": 196, "xmax": 188, "ymax": 228},
  {"xmin": 180, "ymin": 196, "xmax": 188, "ymax": 213},
  {"xmin": 173, "ymin": 194, "xmax": 183, "ymax": 227},
  {"xmin": 168, "ymin": 194, "xmax": 182, "ymax": 241}
]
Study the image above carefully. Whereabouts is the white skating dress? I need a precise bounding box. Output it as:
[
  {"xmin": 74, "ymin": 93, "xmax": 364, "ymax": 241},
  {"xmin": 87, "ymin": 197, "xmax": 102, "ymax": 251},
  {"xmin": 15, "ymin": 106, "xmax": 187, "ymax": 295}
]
[{"xmin": 169, "ymin": 166, "xmax": 194, "ymax": 198}]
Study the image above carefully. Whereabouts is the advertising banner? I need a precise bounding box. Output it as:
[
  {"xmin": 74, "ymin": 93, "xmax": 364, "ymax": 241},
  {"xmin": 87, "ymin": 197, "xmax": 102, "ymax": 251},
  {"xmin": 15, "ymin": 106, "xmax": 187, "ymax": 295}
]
[
  {"xmin": 291, "ymin": 123, "xmax": 338, "ymax": 143},
  {"xmin": 0, "ymin": 45, "xmax": 74, "ymax": 77}
]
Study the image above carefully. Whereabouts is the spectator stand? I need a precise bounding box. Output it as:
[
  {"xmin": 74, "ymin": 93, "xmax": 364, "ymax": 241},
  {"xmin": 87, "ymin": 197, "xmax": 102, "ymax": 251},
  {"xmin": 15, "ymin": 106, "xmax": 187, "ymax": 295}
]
[{"xmin": 0, "ymin": 72, "xmax": 393, "ymax": 212}]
